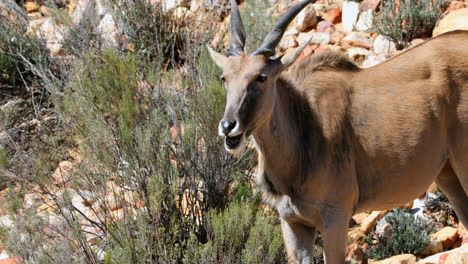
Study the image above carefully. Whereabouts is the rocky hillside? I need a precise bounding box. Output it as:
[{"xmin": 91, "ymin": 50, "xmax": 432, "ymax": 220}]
[{"xmin": 1, "ymin": 0, "xmax": 468, "ymax": 263}]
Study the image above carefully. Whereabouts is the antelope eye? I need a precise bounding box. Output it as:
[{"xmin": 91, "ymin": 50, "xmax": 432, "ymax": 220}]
[
  {"xmin": 220, "ymin": 75, "xmax": 225, "ymax": 82},
  {"xmin": 256, "ymin": 74, "xmax": 267, "ymax": 83}
]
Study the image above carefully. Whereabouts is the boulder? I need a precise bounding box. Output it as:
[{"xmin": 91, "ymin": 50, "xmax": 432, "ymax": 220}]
[
  {"xmin": 25, "ymin": 0, "xmax": 40, "ymax": 13},
  {"xmin": 346, "ymin": 243, "xmax": 366, "ymax": 264},
  {"xmin": 419, "ymin": 238, "xmax": 444, "ymax": 256},
  {"xmin": 432, "ymin": 8, "xmax": 468, "ymax": 37},
  {"xmin": 361, "ymin": 210, "xmax": 386, "ymax": 234},
  {"xmin": 362, "ymin": 55, "xmax": 386, "ymax": 68},
  {"xmin": 317, "ymin": 20, "xmax": 334, "ymax": 33},
  {"xmin": 445, "ymin": 1, "xmax": 466, "ymax": 13},
  {"xmin": 355, "ymin": 9, "xmax": 373, "ymax": 32},
  {"xmin": 312, "ymin": 3, "xmax": 327, "ymax": 17},
  {"xmin": 278, "ymin": 35, "xmax": 298, "ymax": 51},
  {"xmin": 323, "ymin": 8, "xmax": 342, "ymax": 24},
  {"xmin": 295, "ymin": 4, "xmax": 317, "ymax": 31},
  {"xmin": 330, "ymin": 30, "xmax": 346, "ymax": 44},
  {"xmin": 347, "ymin": 47, "xmax": 370, "ymax": 60},
  {"xmin": 342, "ymin": 32, "xmax": 373, "ymax": 49},
  {"xmin": 352, "ymin": 212, "xmax": 369, "ymax": 225},
  {"xmin": 39, "ymin": 18, "xmax": 65, "ymax": 55},
  {"xmin": 342, "ymin": 1, "xmax": 360, "ymax": 31},
  {"xmin": 373, "ymin": 35, "xmax": 396, "ymax": 55},
  {"xmin": 297, "ymin": 32, "xmax": 330, "ymax": 45},
  {"xmin": 97, "ymin": 13, "xmax": 119, "ymax": 48},
  {"xmin": 444, "ymin": 252, "xmax": 468, "ymax": 264},
  {"xmin": 0, "ymin": 257, "xmax": 20, "ymax": 264},
  {"xmin": 360, "ymin": 0, "xmax": 381, "ymax": 12},
  {"xmin": 372, "ymin": 254, "xmax": 416, "ymax": 264},
  {"xmin": 432, "ymin": 226, "xmax": 460, "ymax": 249}
]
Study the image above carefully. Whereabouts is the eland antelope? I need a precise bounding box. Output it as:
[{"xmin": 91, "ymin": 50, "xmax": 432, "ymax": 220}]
[{"xmin": 207, "ymin": 0, "xmax": 468, "ymax": 263}]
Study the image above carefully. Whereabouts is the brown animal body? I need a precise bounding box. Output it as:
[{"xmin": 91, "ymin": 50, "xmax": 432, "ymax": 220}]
[{"xmin": 207, "ymin": 0, "xmax": 468, "ymax": 263}]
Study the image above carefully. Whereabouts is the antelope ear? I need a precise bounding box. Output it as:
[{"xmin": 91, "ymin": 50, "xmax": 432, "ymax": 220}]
[
  {"xmin": 206, "ymin": 45, "xmax": 228, "ymax": 69},
  {"xmin": 279, "ymin": 38, "xmax": 311, "ymax": 69}
]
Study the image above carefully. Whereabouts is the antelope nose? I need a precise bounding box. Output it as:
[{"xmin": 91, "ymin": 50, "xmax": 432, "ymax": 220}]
[{"xmin": 221, "ymin": 120, "xmax": 236, "ymax": 135}]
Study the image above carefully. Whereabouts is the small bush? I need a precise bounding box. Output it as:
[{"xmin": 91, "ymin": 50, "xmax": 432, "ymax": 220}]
[
  {"xmin": 365, "ymin": 209, "xmax": 434, "ymax": 260},
  {"xmin": 373, "ymin": 0, "xmax": 447, "ymax": 49},
  {"xmin": 107, "ymin": 0, "xmax": 186, "ymax": 67}
]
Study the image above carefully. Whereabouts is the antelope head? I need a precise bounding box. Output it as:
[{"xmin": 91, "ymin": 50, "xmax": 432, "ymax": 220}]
[{"xmin": 207, "ymin": 0, "xmax": 313, "ymax": 154}]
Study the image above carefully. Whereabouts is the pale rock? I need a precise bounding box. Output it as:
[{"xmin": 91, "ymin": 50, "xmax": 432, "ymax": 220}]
[
  {"xmin": 24, "ymin": 193, "xmax": 41, "ymax": 209},
  {"xmin": 0, "ymin": 0, "xmax": 28, "ymax": 26},
  {"xmin": 71, "ymin": 0, "xmax": 91, "ymax": 24},
  {"xmin": 432, "ymin": 8, "xmax": 468, "ymax": 37},
  {"xmin": 0, "ymin": 215, "xmax": 13, "ymax": 229},
  {"xmin": 330, "ymin": 30, "xmax": 346, "ymax": 44},
  {"xmin": 98, "ymin": 13, "xmax": 119, "ymax": 48},
  {"xmin": 317, "ymin": 20, "xmax": 334, "ymax": 33},
  {"xmin": 445, "ymin": 252, "xmax": 468, "ymax": 264},
  {"xmin": 372, "ymin": 254, "xmax": 416, "ymax": 264},
  {"xmin": 345, "ymin": 242, "xmax": 366, "ymax": 264},
  {"xmin": 409, "ymin": 38, "xmax": 425, "ymax": 47},
  {"xmin": 348, "ymin": 227, "xmax": 365, "ymax": 241},
  {"xmin": 419, "ymin": 244, "xmax": 468, "ymax": 263},
  {"xmin": 343, "ymin": 32, "xmax": 373, "ymax": 48},
  {"xmin": 362, "ymin": 55, "xmax": 386, "ymax": 68},
  {"xmin": 347, "ymin": 47, "xmax": 370, "ymax": 60},
  {"xmin": 39, "ymin": 17, "xmax": 65, "ymax": 55},
  {"xmin": 342, "ymin": 1, "xmax": 360, "ymax": 31},
  {"xmin": 165, "ymin": 0, "xmax": 179, "ymax": 11},
  {"xmin": 164, "ymin": 0, "xmax": 189, "ymax": 11},
  {"xmin": 52, "ymin": 160, "xmax": 73, "ymax": 185},
  {"xmin": 432, "ymin": 226, "xmax": 459, "ymax": 249},
  {"xmin": 174, "ymin": 6, "xmax": 190, "ymax": 19},
  {"xmin": 373, "ymin": 35, "xmax": 396, "ymax": 55},
  {"xmin": 284, "ymin": 28, "xmax": 299, "ymax": 37},
  {"xmin": 352, "ymin": 212, "xmax": 369, "ymax": 225},
  {"xmin": 445, "ymin": 1, "xmax": 466, "ymax": 13},
  {"xmin": 190, "ymin": 0, "xmax": 201, "ymax": 12},
  {"xmin": 295, "ymin": 4, "xmax": 317, "ymax": 31},
  {"xmin": 297, "ymin": 32, "xmax": 330, "ymax": 46},
  {"xmin": 27, "ymin": 11, "xmax": 42, "ymax": 19},
  {"xmin": 361, "ymin": 210, "xmax": 386, "ymax": 234},
  {"xmin": 360, "ymin": 0, "xmax": 381, "ymax": 11},
  {"xmin": 25, "ymin": 0, "xmax": 39, "ymax": 13},
  {"xmin": 375, "ymin": 220, "xmax": 391, "ymax": 240},
  {"xmin": 0, "ymin": 250, "xmax": 10, "ymax": 261},
  {"xmin": 420, "ymin": 238, "xmax": 443, "ymax": 256},
  {"xmin": 355, "ymin": 9, "xmax": 373, "ymax": 32},
  {"xmin": 411, "ymin": 197, "xmax": 425, "ymax": 218},
  {"xmin": 278, "ymin": 35, "xmax": 298, "ymax": 51},
  {"xmin": 312, "ymin": 3, "xmax": 327, "ymax": 18}
]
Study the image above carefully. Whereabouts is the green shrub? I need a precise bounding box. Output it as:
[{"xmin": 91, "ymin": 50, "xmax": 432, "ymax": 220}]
[
  {"xmin": 184, "ymin": 199, "xmax": 286, "ymax": 264},
  {"xmin": 107, "ymin": 0, "xmax": 186, "ymax": 67},
  {"xmin": 1, "ymin": 1, "xmax": 287, "ymax": 263},
  {"xmin": 365, "ymin": 209, "xmax": 433, "ymax": 260},
  {"xmin": 373, "ymin": 0, "xmax": 447, "ymax": 49}
]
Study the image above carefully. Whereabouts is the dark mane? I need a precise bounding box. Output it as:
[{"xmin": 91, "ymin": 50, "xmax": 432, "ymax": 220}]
[{"xmin": 282, "ymin": 50, "xmax": 359, "ymax": 88}]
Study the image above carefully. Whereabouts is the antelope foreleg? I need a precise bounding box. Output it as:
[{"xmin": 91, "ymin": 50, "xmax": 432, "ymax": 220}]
[
  {"xmin": 321, "ymin": 214, "xmax": 349, "ymax": 264},
  {"xmin": 281, "ymin": 218, "xmax": 316, "ymax": 264}
]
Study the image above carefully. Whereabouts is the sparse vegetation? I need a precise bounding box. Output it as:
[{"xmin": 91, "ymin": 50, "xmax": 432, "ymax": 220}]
[
  {"xmin": 0, "ymin": 1, "xmax": 289, "ymax": 262},
  {"xmin": 373, "ymin": 0, "xmax": 448, "ymax": 49},
  {"xmin": 365, "ymin": 209, "xmax": 434, "ymax": 260}
]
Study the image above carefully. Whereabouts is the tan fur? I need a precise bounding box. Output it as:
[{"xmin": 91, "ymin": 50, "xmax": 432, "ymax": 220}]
[{"xmin": 209, "ymin": 30, "xmax": 468, "ymax": 264}]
